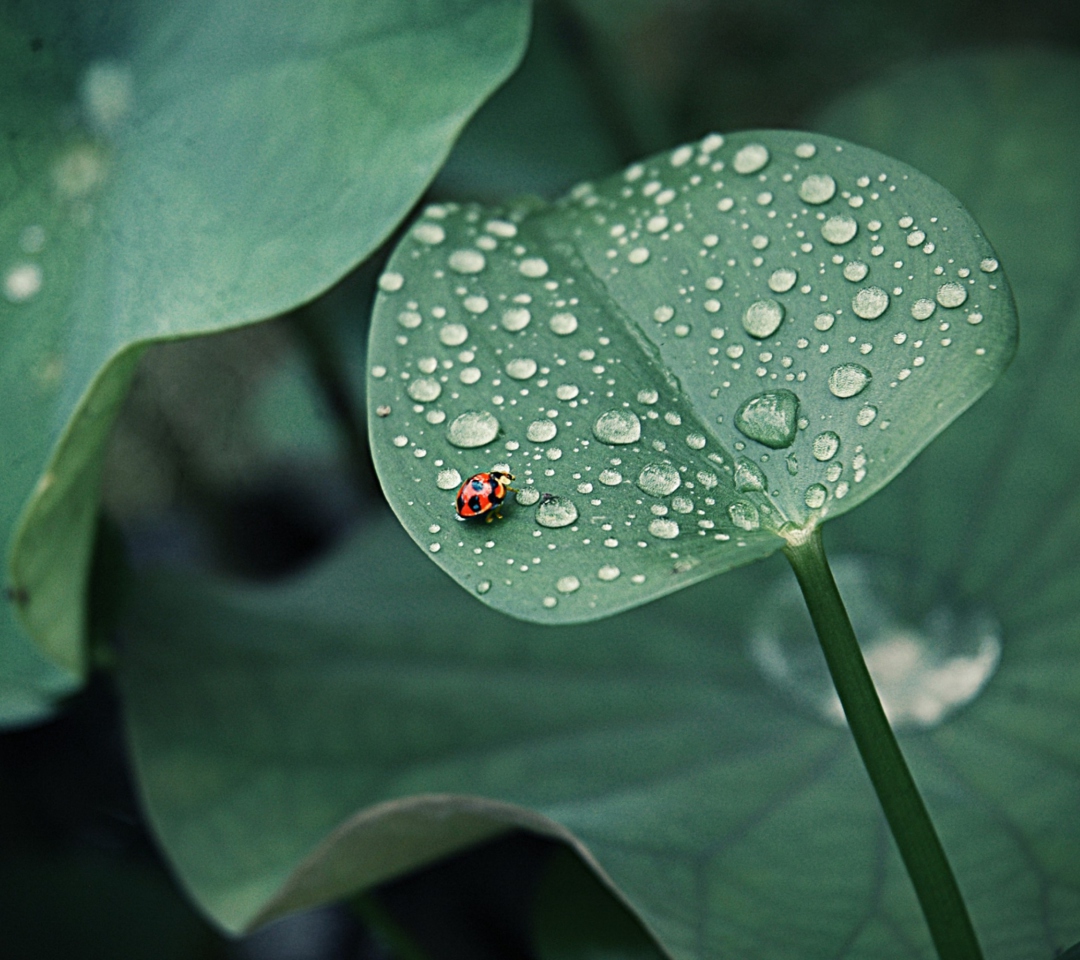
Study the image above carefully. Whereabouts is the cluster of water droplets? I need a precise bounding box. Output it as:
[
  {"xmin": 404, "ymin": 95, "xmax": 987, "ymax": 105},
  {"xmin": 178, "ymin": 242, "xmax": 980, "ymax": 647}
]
[{"xmin": 368, "ymin": 131, "xmax": 1008, "ymax": 615}]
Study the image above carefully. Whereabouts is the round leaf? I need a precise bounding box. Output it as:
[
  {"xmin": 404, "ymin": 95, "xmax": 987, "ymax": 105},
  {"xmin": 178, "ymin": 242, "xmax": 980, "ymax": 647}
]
[
  {"xmin": 368, "ymin": 130, "xmax": 1017, "ymax": 624},
  {"xmin": 0, "ymin": 0, "xmax": 530, "ymax": 689}
]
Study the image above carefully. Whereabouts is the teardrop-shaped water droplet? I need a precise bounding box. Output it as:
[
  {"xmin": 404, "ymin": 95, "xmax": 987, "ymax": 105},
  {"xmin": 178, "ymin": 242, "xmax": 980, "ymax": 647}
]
[
  {"xmin": 828, "ymin": 363, "xmax": 872, "ymax": 398},
  {"xmin": 637, "ymin": 463, "xmax": 681, "ymax": 497},
  {"xmin": 649, "ymin": 518, "xmax": 680, "ymax": 539},
  {"xmin": 448, "ymin": 411, "xmax": 499, "ymax": 448},
  {"xmin": 728, "ymin": 501, "xmax": 760, "ymax": 531},
  {"xmin": 536, "ymin": 496, "xmax": 578, "ymax": 528},
  {"xmin": 812, "ymin": 431, "xmax": 840, "ymax": 461},
  {"xmin": 593, "ymin": 410, "xmax": 642, "ymax": 445},
  {"xmin": 734, "ymin": 389, "xmax": 800, "ymax": 449},
  {"xmin": 734, "ymin": 457, "xmax": 767, "ymax": 493},
  {"xmin": 852, "ymin": 286, "xmax": 890, "ymax": 320},
  {"xmin": 527, "ymin": 420, "xmax": 557, "ymax": 443},
  {"xmin": 743, "ymin": 299, "xmax": 785, "ymax": 339}
]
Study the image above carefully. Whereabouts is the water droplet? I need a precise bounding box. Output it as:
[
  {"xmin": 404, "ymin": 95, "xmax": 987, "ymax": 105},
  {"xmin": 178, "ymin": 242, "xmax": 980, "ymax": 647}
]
[
  {"xmin": 407, "ymin": 377, "xmax": 442, "ymax": 402},
  {"xmin": 646, "ymin": 214, "xmax": 669, "ymax": 233},
  {"xmin": 378, "ymin": 271, "xmax": 404, "ymax": 292},
  {"xmin": 598, "ymin": 469, "xmax": 623, "ymax": 485},
  {"xmin": 654, "ymin": 305, "xmax": 674, "ymax": 323},
  {"xmin": 519, "ymin": 257, "xmax": 549, "ymax": 278},
  {"xmin": 852, "ymin": 287, "xmax": 890, "ymax": 320},
  {"xmin": 398, "ymin": 310, "xmax": 422, "ymax": 329},
  {"xmin": 436, "ymin": 468, "xmax": 463, "ymax": 490},
  {"xmin": 799, "ymin": 174, "xmax": 836, "ymax": 204},
  {"xmin": 556, "ymin": 384, "xmax": 580, "ymax": 401},
  {"xmin": 550, "ymin": 312, "xmax": 578, "ymax": 335},
  {"xmin": 671, "ymin": 496, "xmax": 694, "ymax": 513},
  {"xmin": 822, "ymin": 215, "xmax": 858, "ymax": 244},
  {"xmin": 597, "ymin": 565, "xmax": 621, "ymax": 581},
  {"xmin": 843, "ymin": 261, "xmax": 869, "ymax": 282},
  {"xmin": 733, "ymin": 143, "xmax": 769, "ymax": 174},
  {"xmin": 828, "ymin": 363, "xmax": 872, "ymax": 398},
  {"xmin": 637, "ymin": 388, "xmax": 659, "ymax": 404},
  {"xmin": 911, "ymin": 299, "xmax": 936, "ymax": 320},
  {"xmin": 429, "ymin": 543, "xmax": 441, "ymax": 552},
  {"xmin": 743, "ymin": 299, "xmax": 785, "ymax": 339},
  {"xmin": 476, "ymin": 580, "xmax": 492, "ymax": 594},
  {"xmin": 501, "ymin": 307, "xmax": 531, "ymax": 331},
  {"xmin": 593, "ymin": 410, "xmax": 642, "ymax": 445},
  {"xmin": 557, "ymin": 576, "xmax": 581, "ymax": 593},
  {"xmin": 542, "ymin": 596, "xmax": 557, "ymax": 608},
  {"xmin": 637, "ymin": 463, "xmax": 681, "ymax": 497},
  {"xmin": 734, "ymin": 389, "xmax": 800, "ymax": 449},
  {"xmin": 936, "ymin": 282, "xmax": 967, "ymax": 308},
  {"xmin": 376, "ymin": 404, "xmax": 391, "ymax": 417},
  {"xmin": 686, "ymin": 433, "xmax": 707, "ymax": 450},
  {"xmin": 814, "ymin": 313, "xmax": 836, "ymax": 331},
  {"xmin": 812, "ymin": 431, "xmax": 840, "ymax": 461},
  {"xmin": 768, "ymin": 268, "xmax": 797, "ymax": 293},
  {"xmin": 804, "ymin": 483, "xmax": 827, "ymax": 509},
  {"xmin": 795, "ymin": 142, "xmax": 817, "ymax": 159},
  {"xmin": 906, "ymin": 229, "xmax": 926, "ymax": 247},
  {"xmin": 463, "ymin": 295, "xmax": 489, "ymax": 314},
  {"xmin": 413, "ymin": 222, "xmax": 445, "ymax": 245},
  {"xmin": 628, "ymin": 247, "xmax": 650, "ymax": 265},
  {"xmin": 728, "ymin": 501, "xmax": 760, "ymax": 531},
  {"xmin": 979, "ymin": 257, "xmax": 999, "ymax": 273},
  {"xmin": 967, "ymin": 311, "xmax": 983, "ymax": 325},
  {"xmin": 449, "ymin": 249, "xmax": 485, "ymax": 274},
  {"xmin": 527, "ymin": 420, "xmax": 557, "ymax": 442},
  {"xmin": 448, "ymin": 411, "xmax": 499, "ymax": 448},
  {"xmin": 516, "ymin": 488, "xmax": 541, "ymax": 505},
  {"xmin": 460, "ymin": 367, "xmax": 481, "ymax": 385},
  {"xmin": 649, "ymin": 518, "xmax": 680, "ymax": 539},
  {"xmin": 392, "ymin": 435, "xmax": 408, "ymax": 447},
  {"xmin": 734, "ymin": 457, "xmax": 767, "ymax": 492},
  {"xmin": 439, "ymin": 323, "xmax": 469, "ymax": 346},
  {"xmin": 486, "ymin": 219, "xmax": 517, "ymax": 238},
  {"xmin": 506, "ymin": 357, "xmax": 538, "ymax": 380},
  {"xmin": 3, "ymin": 263, "xmax": 43, "ymax": 302},
  {"xmin": 536, "ymin": 497, "xmax": 578, "ymax": 528},
  {"xmin": 856, "ymin": 404, "xmax": 878, "ymax": 426}
]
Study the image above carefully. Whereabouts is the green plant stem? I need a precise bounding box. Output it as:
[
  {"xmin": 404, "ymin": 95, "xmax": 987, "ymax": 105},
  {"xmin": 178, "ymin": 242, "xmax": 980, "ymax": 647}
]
[{"xmin": 782, "ymin": 526, "xmax": 983, "ymax": 960}]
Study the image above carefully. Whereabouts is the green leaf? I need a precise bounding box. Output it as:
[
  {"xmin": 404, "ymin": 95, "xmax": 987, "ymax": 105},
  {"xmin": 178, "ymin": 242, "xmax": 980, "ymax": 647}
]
[
  {"xmin": 120, "ymin": 50, "xmax": 1080, "ymax": 959},
  {"xmin": 367, "ymin": 130, "xmax": 1016, "ymax": 624},
  {"xmin": 0, "ymin": 0, "xmax": 530, "ymax": 697}
]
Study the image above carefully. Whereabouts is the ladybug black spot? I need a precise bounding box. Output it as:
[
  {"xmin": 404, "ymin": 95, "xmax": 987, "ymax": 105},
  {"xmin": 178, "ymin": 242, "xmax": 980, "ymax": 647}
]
[{"xmin": 468, "ymin": 495, "xmax": 483, "ymax": 514}]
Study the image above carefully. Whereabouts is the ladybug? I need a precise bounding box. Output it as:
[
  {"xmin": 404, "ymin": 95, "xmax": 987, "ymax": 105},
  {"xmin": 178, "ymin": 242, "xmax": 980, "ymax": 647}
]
[{"xmin": 456, "ymin": 470, "xmax": 515, "ymax": 522}]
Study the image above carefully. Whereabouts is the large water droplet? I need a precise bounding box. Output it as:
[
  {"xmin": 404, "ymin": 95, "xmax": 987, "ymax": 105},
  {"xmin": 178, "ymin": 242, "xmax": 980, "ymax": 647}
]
[
  {"xmin": 649, "ymin": 518, "xmax": 680, "ymax": 539},
  {"xmin": 536, "ymin": 497, "xmax": 578, "ymax": 528},
  {"xmin": 743, "ymin": 299, "xmax": 785, "ymax": 339},
  {"xmin": 852, "ymin": 286, "xmax": 890, "ymax": 320},
  {"xmin": 798, "ymin": 174, "xmax": 836, "ymax": 204},
  {"xmin": 828, "ymin": 363, "xmax": 872, "ymax": 398},
  {"xmin": 637, "ymin": 463, "xmax": 681, "ymax": 497},
  {"xmin": 734, "ymin": 457, "xmax": 766, "ymax": 493},
  {"xmin": 812, "ymin": 431, "xmax": 840, "ymax": 461},
  {"xmin": 728, "ymin": 501, "xmax": 760, "ymax": 531},
  {"xmin": 527, "ymin": 420, "xmax": 557, "ymax": 443},
  {"xmin": 448, "ymin": 411, "xmax": 499, "ymax": 448},
  {"xmin": 407, "ymin": 377, "xmax": 442, "ymax": 402},
  {"xmin": 734, "ymin": 389, "xmax": 800, "ymax": 449},
  {"xmin": 593, "ymin": 410, "xmax": 642, "ymax": 445},
  {"xmin": 821, "ymin": 216, "xmax": 858, "ymax": 245}
]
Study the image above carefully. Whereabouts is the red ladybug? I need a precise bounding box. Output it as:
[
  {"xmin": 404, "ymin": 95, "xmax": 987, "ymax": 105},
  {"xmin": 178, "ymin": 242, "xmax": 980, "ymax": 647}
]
[{"xmin": 456, "ymin": 470, "xmax": 515, "ymax": 522}]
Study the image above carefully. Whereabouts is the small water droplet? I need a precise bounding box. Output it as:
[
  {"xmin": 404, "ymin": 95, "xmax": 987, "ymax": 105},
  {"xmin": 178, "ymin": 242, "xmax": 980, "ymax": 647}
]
[
  {"xmin": 979, "ymin": 257, "xmax": 999, "ymax": 273},
  {"xmin": 852, "ymin": 287, "xmax": 890, "ymax": 320},
  {"xmin": 628, "ymin": 247, "xmax": 650, "ymax": 264},
  {"xmin": 843, "ymin": 261, "xmax": 869, "ymax": 282},
  {"xmin": 795, "ymin": 142, "xmax": 817, "ymax": 159},
  {"xmin": 436, "ymin": 468, "xmax": 462, "ymax": 490},
  {"xmin": 649, "ymin": 518, "xmax": 680, "ymax": 539},
  {"xmin": 936, "ymin": 282, "xmax": 967, "ymax": 308},
  {"xmin": 550, "ymin": 312, "xmax": 578, "ymax": 335},
  {"xmin": 814, "ymin": 313, "xmax": 836, "ymax": 331},
  {"xmin": 536, "ymin": 497, "xmax": 578, "ymax": 528},
  {"xmin": 812, "ymin": 431, "xmax": 840, "ymax": 461},
  {"xmin": 556, "ymin": 384, "xmax": 580, "ymax": 401},
  {"xmin": 804, "ymin": 483, "xmax": 827, "ymax": 509},
  {"xmin": 598, "ymin": 469, "xmax": 623, "ymax": 485},
  {"xmin": 597, "ymin": 565, "xmax": 621, "ymax": 581},
  {"xmin": 911, "ymin": 299, "xmax": 936, "ymax": 321},
  {"xmin": 768, "ymin": 268, "xmax": 797, "ymax": 293},
  {"xmin": 413, "ymin": 222, "xmax": 446, "ymax": 245},
  {"xmin": 733, "ymin": 143, "xmax": 769, "ymax": 174},
  {"xmin": 637, "ymin": 388, "xmax": 659, "ymax": 404},
  {"xmin": 519, "ymin": 257, "xmax": 549, "ymax": 278},
  {"xmin": 743, "ymin": 299, "xmax": 785, "ymax": 339},
  {"xmin": 407, "ymin": 377, "xmax": 442, "ymax": 402},
  {"xmin": 728, "ymin": 501, "xmax": 760, "ymax": 531},
  {"xmin": 501, "ymin": 308, "xmax": 531, "ymax": 332},
  {"xmin": 734, "ymin": 457, "xmax": 767, "ymax": 493},
  {"xmin": 593, "ymin": 410, "xmax": 642, "ymax": 445},
  {"xmin": 378, "ymin": 271, "xmax": 404, "ymax": 292},
  {"xmin": 637, "ymin": 463, "xmax": 681, "ymax": 497},
  {"xmin": 4, "ymin": 263, "xmax": 43, "ymax": 302},
  {"xmin": 449, "ymin": 249, "xmax": 485, "ymax": 274},
  {"xmin": 856, "ymin": 404, "xmax": 878, "ymax": 426},
  {"xmin": 527, "ymin": 420, "xmax": 557, "ymax": 443},
  {"xmin": 463, "ymin": 295, "xmax": 489, "ymax": 314},
  {"xmin": 828, "ymin": 363, "xmax": 872, "ymax": 398},
  {"xmin": 542, "ymin": 596, "xmax": 557, "ymax": 608},
  {"xmin": 506, "ymin": 357, "xmax": 538, "ymax": 380},
  {"xmin": 822, "ymin": 216, "xmax": 858, "ymax": 245},
  {"xmin": 476, "ymin": 580, "xmax": 491, "ymax": 594},
  {"xmin": 557, "ymin": 575, "xmax": 581, "ymax": 593},
  {"xmin": 486, "ymin": 219, "xmax": 517, "ymax": 238},
  {"xmin": 516, "ymin": 488, "xmax": 541, "ymax": 505},
  {"xmin": 654, "ymin": 305, "xmax": 675, "ymax": 323},
  {"xmin": 376, "ymin": 404, "xmax": 391, "ymax": 417},
  {"xmin": 686, "ymin": 433, "xmax": 707, "ymax": 450},
  {"xmin": 799, "ymin": 174, "xmax": 836, "ymax": 204},
  {"xmin": 439, "ymin": 323, "xmax": 469, "ymax": 346},
  {"xmin": 448, "ymin": 411, "xmax": 500, "ymax": 448},
  {"xmin": 734, "ymin": 389, "xmax": 800, "ymax": 449}
]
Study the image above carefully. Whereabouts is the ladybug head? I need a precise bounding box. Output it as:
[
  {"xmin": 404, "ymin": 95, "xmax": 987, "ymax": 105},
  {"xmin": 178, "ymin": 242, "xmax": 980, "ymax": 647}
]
[{"xmin": 490, "ymin": 470, "xmax": 514, "ymax": 486}]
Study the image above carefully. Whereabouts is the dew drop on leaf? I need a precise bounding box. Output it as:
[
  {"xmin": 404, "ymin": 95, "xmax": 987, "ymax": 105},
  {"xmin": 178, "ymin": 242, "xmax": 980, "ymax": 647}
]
[
  {"xmin": 597, "ymin": 565, "xmax": 620, "ymax": 581},
  {"xmin": 804, "ymin": 483, "xmax": 828, "ymax": 509},
  {"xmin": 505, "ymin": 358, "xmax": 538, "ymax": 380},
  {"xmin": 448, "ymin": 411, "xmax": 499, "ymax": 448},
  {"xmin": 856, "ymin": 404, "xmax": 878, "ymax": 426},
  {"xmin": 852, "ymin": 286, "xmax": 890, "ymax": 320},
  {"xmin": 439, "ymin": 323, "xmax": 468, "ymax": 346},
  {"xmin": 734, "ymin": 389, "xmax": 800, "ymax": 449},
  {"xmin": 828, "ymin": 363, "xmax": 872, "ymax": 398},
  {"xmin": 798, "ymin": 173, "xmax": 836, "ymax": 204},
  {"xmin": 549, "ymin": 312, "xmax": 578, "ymax": 335},
  {"xmin": 636, "ymin": 463, "xmax": 681, "ymax": 497},
  {"xmin": 649, "ymin": 518, "xmax": 680, "ymax": 539},
  {"xmin": 436, "ymin": 468, "xmax": 462, "ymax": 490},
  {"xmin": 556, "ymin": 576, "xmax": 581, "ymax": 593},
  {"xmin": 536, "ymin": 497, "xmax": 578, "ymax": 528},
  {"xmin": 812, "ymin": 431, "xmax": 840, "ymax": 461},
  {"xmin": 821, "ymin": 215, "xmax": 858, "ymax": 245},
  {"xmin": 732, "ymin": 143, "xmax": 769, "ymax": 174},
  {"xmin": 936, "ymin": 282, "xmax": 968, "ymax": 307},
  {"xmin": 527, "ymin": 420, "xmax": 557, "ymax": 442},
  {"xmin": 448, "ymin": 249, "xmax": 485, "ymax": 274},
  {"xmin": 742, "ymin": 299, "xmax": 785, "ymax": 338},
  {"xmin": 728, "ymin": 501, "xmax": 761, "ymax": 531},
  {"xmin": 734, "ymin": 457, "xmax": 767, "ymax": 493},
  {"xmin": 516, "ymin": 488, "xmax": 541, "ymax": 506},
  {"xmin": 593, "ymin": 410, "xmax": 642, "ymax": 445},
  {"xmin": 407, "ymin": 377, "xmax": 441, "ymax": 402}
]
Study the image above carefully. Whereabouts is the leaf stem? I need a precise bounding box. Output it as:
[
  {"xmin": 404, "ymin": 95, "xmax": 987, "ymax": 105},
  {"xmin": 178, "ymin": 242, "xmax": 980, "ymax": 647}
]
[{"xmin": 782, "ymin": 526, "xmax": 983, "ymax": 960}]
